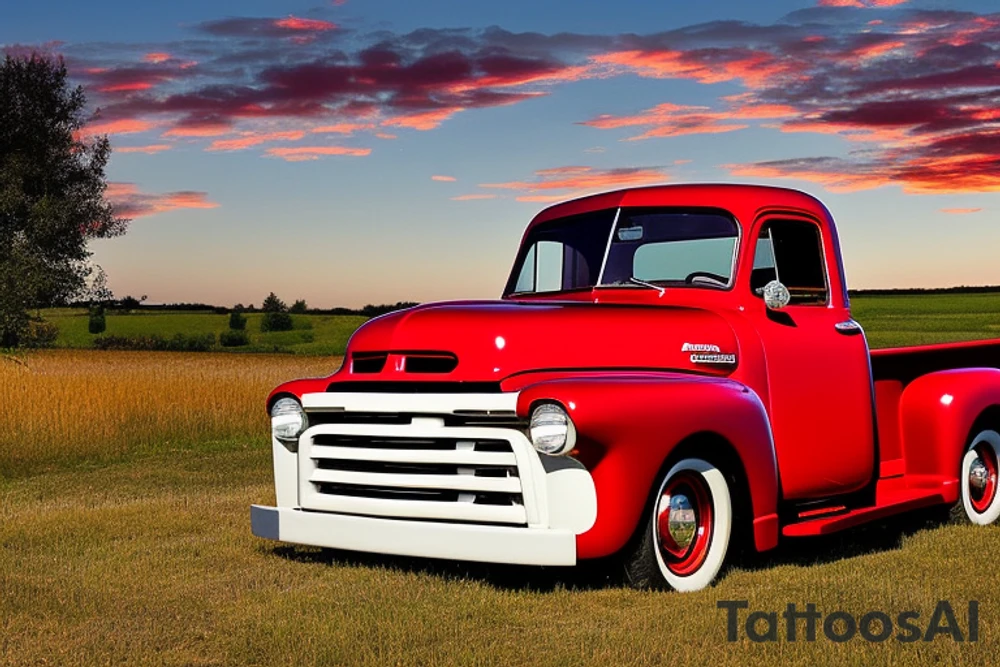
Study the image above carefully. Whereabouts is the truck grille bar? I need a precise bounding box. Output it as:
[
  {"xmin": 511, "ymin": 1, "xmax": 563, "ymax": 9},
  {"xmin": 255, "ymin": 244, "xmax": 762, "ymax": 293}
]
[{"xmin": 299, "ymin": 421, "xmax": 537, "ymax": 526}]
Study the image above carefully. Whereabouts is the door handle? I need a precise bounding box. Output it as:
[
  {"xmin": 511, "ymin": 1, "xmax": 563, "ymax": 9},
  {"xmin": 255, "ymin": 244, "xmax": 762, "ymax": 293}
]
[{"xmin": 834, "ymin": 319, "xmax": 862, "ymax": 335}]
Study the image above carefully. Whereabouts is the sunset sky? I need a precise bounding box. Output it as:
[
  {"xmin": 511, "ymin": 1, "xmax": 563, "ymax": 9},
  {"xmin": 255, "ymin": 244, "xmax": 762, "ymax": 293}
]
[{"xmin": 4, "ymin": 0, "xmax": 1000, "ymax": 307}]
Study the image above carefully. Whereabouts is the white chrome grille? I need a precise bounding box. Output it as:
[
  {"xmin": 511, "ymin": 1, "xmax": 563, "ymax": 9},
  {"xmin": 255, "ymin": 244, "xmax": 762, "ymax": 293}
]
[{"xmin": 298, "ymin": 419, "xmax": 542, "ymax": 526}]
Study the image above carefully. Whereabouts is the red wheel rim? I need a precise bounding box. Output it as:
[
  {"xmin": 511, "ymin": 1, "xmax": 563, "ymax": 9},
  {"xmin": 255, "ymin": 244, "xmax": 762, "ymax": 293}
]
[
  {"xmin": 970, "ymin": 443, "xmax": 998, "ymax": 514},
  {"xmin": 656, "ymin": 471, "xmax": 714, "ymax": 577}
]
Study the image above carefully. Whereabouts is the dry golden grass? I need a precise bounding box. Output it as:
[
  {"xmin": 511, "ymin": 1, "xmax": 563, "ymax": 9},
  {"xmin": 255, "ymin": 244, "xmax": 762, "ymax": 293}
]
[
  {"xmin": 2, "ymin": 349, "xmax": 999, "ymax": 665},
  {"xmin": 0, "ymin": 350, "xmax": 339, "ymax": 476},
  {"xmin": 1, "ymin": 448, "xmax": 998, "ymax": 666}
]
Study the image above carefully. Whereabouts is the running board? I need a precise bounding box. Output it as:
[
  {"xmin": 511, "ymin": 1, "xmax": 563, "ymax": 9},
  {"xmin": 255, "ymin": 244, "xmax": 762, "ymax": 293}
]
[{"xmin": 782, "ymin": 477, "xmax": 959, "ymax": 538}]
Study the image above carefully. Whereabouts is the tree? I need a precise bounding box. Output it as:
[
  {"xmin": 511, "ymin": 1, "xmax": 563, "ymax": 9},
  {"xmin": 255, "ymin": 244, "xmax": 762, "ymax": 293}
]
[
  {"xmin": 117, "ymin": 294, "xmax": 147, "ymax": 312},
  {"xmin": 260, "ymin": 292, "xmax": 293, "ymax": 332},
  {"xmin": 290, "ymin": 299, "xmax": 308, "ymax": 314},
  {"xmin": 262, "ymin": 292, "xmax": 287, "ymax": 313},
  {"xmin": 0, "ymin": 53, "xmax": 128, "ymax": 347}
]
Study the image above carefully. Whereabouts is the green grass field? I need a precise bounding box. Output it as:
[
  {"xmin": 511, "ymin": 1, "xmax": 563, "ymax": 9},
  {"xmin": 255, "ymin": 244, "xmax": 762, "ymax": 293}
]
[
  {"xmin": 41, "ymin": 308, "xmax": 368, "ymax": 355},
  {"xmin": 851, "ymin": 292, "xmax": 1000, "ymax": 348},
  {"xmin": 4, "ymin": 294, "xmax": 1000, "ymax": 665},
  {"xmin": 38, "ymin": 292, "xmax": 1000, "ymax": 356}
]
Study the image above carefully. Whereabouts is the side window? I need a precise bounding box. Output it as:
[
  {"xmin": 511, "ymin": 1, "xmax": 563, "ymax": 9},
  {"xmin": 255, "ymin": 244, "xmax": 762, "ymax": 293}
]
[
  {"xmin": 751, "ymin": 220, "xmax": 828, "ymax": 306},
  {"xmin": 512, "ymin": 241, "xmax": 566, "ymax": 293},
  {"xmin": 513, "ymin": 245, "xmax": 536, "ymax": 293}
]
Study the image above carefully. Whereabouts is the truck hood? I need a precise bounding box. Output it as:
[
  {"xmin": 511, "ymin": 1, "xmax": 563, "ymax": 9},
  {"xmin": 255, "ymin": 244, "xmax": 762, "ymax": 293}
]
[{"xmin": 334, "ymin": 300, "xmax": 739, "ymax": 385}]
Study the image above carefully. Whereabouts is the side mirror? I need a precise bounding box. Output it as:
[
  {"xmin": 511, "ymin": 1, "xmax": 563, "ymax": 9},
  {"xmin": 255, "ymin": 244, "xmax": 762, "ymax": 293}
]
[{"xmin": 762, "ymin": 280, "xmax": 791, "ymax": 311}]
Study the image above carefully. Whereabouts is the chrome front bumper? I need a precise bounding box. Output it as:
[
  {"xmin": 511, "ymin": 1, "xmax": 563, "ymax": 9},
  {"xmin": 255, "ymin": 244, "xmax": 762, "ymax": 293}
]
[{"xmin": 250, "ymin": 505, "xmax": 578, "ymax": 565}]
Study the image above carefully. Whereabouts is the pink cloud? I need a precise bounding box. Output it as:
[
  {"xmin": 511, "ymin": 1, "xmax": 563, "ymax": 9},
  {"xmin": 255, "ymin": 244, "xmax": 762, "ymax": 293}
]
[
  {"xmin": 451, "ymin": 194, "xmax": 497, "ymax": 201},
  {"xmin": 818, "ymin": 0, "xmax": 909, "ymax": 6},
  {"xmin": 116, "ymin": 144, "xmax": 172, "ymax": 154},
  {"xmin": 274, "ymin": 16, "xmax": 337, "ymax": 32},
  {"xmin": 481, "ymin": 165, "xmax": 668, "ymax": 200},
  {"xmin": 941, "ymin": 208, "xmax": 982, "ymax": 214},
  {"xmin": 382, "ymin": 108, "xmax": 465, "ymax": 131},
  {"xmin": 264, "ymin": 146, "xmax": 372, "ymax": 161},
  {"xmin": 432, "ymin": 175, "xmax": 457, "ymax": 182},
  {"xmin": 207, "ymin": 131, "xmax": 306, "ymax": 151},
  {"xmin": 162, "ymin": 123, "xmax": 231, "ymax": 138},
  {"xmin": 83, "ymin": 119, "xmax": 155, "ymax": 135},
  {"xmin": 579, "ymin": 101, "xmax": 795, "ymax": 141},
  {"xmin": 591, "ymin": 49, "xmax": 801, "ymax": 89},
  {"xmin": 310, "ymin": 123, "xmax": 375, "ymax": 135},
  {"xmin": 143, "ymin": 52, "xmax": 171, "ymax": 64},
  {"xmin": 105, "ymin": 182, "xmax": 219, "ymax": 218}
]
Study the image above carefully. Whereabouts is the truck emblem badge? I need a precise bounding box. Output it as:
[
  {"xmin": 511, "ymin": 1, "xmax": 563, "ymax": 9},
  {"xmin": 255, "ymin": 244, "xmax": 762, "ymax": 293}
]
[
  {"xmin": 689, "ymin": 353, "xmax": 737, "ymax": 365},
  {"xmin": 682, "ymin": 343, "xmax": 735, "ymax": 365},
  {"xmin": 682, "ymin": 342, "xmax": 721, "ymax": 353}
]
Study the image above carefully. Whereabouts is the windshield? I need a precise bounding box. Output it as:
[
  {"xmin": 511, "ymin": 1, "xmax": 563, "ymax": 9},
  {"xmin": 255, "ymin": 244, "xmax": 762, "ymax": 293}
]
[{"xmin": 505, "ymin": 207, "xmax": 739, "ymax": 296}]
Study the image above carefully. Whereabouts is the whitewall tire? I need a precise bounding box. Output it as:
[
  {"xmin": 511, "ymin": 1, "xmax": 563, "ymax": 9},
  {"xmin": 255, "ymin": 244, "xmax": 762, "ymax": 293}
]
[
  {"xmin": 624, "ymin": 458, "xmax": 732, "ymax": 592},
  {"xmin": 960, "ymin": 429, "xmax": 1000, "ymax": 525}
]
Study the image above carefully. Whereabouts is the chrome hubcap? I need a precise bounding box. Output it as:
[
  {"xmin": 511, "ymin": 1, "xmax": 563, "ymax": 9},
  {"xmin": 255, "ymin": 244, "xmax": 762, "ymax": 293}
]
[
  {"xmin": 970, "ymin": 457, "xmax": 990, "ymax": 492},
  {"xmin": 666, "ymin": 493, "xmax": 697, "ymax": 549}
]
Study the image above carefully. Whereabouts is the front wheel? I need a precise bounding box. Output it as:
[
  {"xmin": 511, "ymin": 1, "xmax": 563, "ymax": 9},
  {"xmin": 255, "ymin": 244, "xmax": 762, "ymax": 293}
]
[
  {"xmin": 623, "ymin": 458, "xmax": 732, "ymax": 591},
  {"xmin": 960, "ymin": 429, "xmax": 1000, "ymax": 524}
]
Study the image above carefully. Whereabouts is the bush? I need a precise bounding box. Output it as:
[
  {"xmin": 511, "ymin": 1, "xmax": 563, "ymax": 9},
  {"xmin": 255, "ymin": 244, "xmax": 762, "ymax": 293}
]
[
  {"xmin": 88, "ymin": 306, "xmax": 106, "ymax": 334},
  {"xmin": 23, "ymin": 319, "xmax": 59, "ymax": 348},
  {"xmin": 228, "ymin": 309, "xmax": 247, "ymax": 331},
  {"xmin": 92, "ymin": 333, "xmax": 216, "ymax": 352},
  {"xmin": 260, "ymin": 311, "xmax": 293, "ymax": 332},
  {"xmin": 219, "ymin": 330, "xmax": 250, "ymax": 347}
]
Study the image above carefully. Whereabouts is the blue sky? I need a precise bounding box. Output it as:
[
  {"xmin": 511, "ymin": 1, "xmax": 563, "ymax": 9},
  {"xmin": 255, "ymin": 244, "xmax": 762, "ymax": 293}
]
[{"xmin": 3, "ymin": 0, "xmax": 999, "ymax": 307}]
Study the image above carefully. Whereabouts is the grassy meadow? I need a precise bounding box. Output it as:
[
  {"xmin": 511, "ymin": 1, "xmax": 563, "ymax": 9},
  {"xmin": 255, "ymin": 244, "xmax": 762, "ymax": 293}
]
[
  {"xmin": 3, "ymin": 293, "xmax": 1000, "ymax": 665},
  {"xmin": 34, "ymin": 291, "xmax": 1000, "ymax": 356},
  {"xmin": 40, "ymin": 308, "xmax": 367, "ymax": 356}
]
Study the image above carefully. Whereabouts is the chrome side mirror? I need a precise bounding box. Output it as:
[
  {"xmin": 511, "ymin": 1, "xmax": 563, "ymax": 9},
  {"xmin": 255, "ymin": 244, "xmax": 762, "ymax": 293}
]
[{"xmin": 762, "ymin": 280, "xmax": 791, "ymax": 311}]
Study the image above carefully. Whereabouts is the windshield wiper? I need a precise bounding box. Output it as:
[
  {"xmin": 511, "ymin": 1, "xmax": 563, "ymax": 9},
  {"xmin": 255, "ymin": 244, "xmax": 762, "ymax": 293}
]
[{"xmin": 628, "ymin": 277, "xmax": 665, "ymax": 295}]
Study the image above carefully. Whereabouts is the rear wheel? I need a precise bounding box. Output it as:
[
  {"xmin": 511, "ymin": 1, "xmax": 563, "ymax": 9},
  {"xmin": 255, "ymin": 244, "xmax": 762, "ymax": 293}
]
[
  {"xmin": 623, "ymin": 458, "xmax": 732, "ymax": 591},
  {"xmin": 960, "ymin": 429, "xmax": 1000, "ymax": 525}
]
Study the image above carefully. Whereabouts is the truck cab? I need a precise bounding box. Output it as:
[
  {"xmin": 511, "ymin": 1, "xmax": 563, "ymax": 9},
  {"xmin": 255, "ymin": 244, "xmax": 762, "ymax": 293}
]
[{"xmin": 252, "ymin": 183, "xmax": 1000, "ymax": 591}]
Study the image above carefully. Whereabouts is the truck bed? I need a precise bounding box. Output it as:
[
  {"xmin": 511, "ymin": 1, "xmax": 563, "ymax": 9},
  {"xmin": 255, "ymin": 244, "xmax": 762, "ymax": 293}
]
[{"xmin": 871, "ymin": 338, "xmax": 1000, "ymax": 385}]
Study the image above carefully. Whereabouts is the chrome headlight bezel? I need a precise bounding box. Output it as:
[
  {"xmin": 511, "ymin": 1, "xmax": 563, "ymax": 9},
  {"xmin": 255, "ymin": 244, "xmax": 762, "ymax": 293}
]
[
  {"xmin": 271, "ymin": 397, "xmax": 308, "ymax": 444},
  {"xmin": 528, "ymin": 402, "xmax": 576, "ymax": 456}
]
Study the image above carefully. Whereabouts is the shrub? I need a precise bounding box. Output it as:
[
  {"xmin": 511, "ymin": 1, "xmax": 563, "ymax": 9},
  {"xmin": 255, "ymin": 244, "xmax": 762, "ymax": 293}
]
[
  {"xmin": 169, "ymin": 333, "xmax": 216, "ymax": 352},
  {"xmin": 228, "ymin": 308, "xmax": 247, "ymax": 331},
  {"xmin": 260, "ymin": 311, "xmax": 293, "ymax": 332},
  {"xmin": 93, "ymin": 333, "xmax": 216, "ymax": 352},
  {"xmin": 219, "ymin": 330, "xmax": 250, "ymax": 347},
  {"xmin": 23, "ymin": 319, "xmax": 59, "ymax": 348},
  {"xmin": 88, "ymin": 306, "xmax": 106, "ymax": 334}
]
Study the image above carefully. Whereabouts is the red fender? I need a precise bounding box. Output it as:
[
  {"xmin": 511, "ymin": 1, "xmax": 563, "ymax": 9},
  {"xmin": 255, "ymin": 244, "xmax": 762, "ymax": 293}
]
[
  {"xmin": 514, "ymin": 374, "xmax": 780, "ymax": 559},
  {"xmin": 267, "ymin": 377, "xmax": 332, "ymax": 413},
  {"xmin": 899, "ymin": 368, "xmax": 1000, "ymax": 480}
]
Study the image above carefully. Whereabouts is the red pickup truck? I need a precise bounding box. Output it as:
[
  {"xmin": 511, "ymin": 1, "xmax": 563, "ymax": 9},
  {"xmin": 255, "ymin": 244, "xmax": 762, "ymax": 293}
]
[{"xmin": 252, "ymin": 183, "xmax": 1000, "ymax": 591}]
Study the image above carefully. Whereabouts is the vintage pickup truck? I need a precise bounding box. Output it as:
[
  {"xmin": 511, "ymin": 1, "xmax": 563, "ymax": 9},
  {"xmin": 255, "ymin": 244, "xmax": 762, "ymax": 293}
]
[{"xmin": 252, "ymin": 183, "xmax": 1000, "ymax": 591}]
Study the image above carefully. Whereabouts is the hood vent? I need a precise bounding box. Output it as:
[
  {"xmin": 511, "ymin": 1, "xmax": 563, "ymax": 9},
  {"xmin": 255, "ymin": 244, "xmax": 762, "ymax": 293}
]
[
  {"xmin": 349, "ymin": 351, "xmax": 458, "ymax": 375},
  {"xmin": 404, "ymin": 353, "xmax": 458, "ymax": 374},
  {"xmin": 351, "ymin": 352, "xmax": 388, "ymax": 374}
]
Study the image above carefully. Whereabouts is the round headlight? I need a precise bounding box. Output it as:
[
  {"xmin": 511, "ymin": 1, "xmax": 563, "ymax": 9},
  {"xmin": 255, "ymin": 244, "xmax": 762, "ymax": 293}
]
[
  {"xmin": 271, "ymin": 397, "xmax": 308, "ymax": 444},
  {"xmin": 529, "ymin": 403, "xmax": 576, "ymax": 456}
]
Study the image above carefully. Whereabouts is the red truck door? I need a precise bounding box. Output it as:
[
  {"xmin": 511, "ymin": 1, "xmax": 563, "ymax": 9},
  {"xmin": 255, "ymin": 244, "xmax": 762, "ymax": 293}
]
[{"xmin": 748, "ymin": 216, "xmax": 875, "ymax": 500}]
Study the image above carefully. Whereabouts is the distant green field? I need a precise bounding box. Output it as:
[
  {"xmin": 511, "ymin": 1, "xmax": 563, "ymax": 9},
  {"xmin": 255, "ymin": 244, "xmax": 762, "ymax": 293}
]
[
  {"xmin": 37, "ymin": 292, "xmax": 1000, "ymax": 355},
  {"xmin": 41, "ymin": 309, "xmax": 368, "ymax": 356},
  {"xmin": 851, "ymin": 292, "xmax": 1000, "ymax": 349}
]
